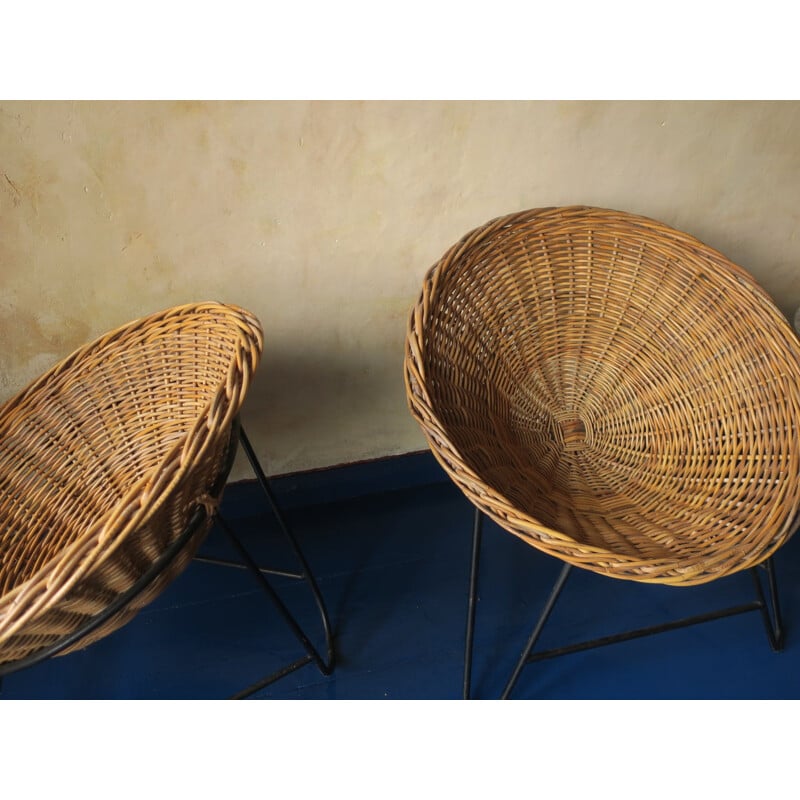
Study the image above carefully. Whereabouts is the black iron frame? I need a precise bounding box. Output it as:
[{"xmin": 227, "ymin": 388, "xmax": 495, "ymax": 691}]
[
  {"xmin": 0, "ymin": 419, "xmax": 335, "ymax": 700},
  {"xmin": 463, "ymin": 507, "xmax": 789, "ymax": 700}
]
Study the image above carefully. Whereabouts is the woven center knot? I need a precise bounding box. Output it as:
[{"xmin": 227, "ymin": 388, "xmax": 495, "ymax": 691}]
[{"xmin": 557, "ymin": 417, "xmax": 588, "ymax": 452}]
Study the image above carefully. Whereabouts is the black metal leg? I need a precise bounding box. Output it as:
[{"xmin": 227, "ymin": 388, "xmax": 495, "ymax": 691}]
[
  {"xmin": 751, "ymin": 557, "xmax": 784, "ymax": 652},
  {"xmin": 216, "ymin": 514, "xmax": 330, "ymax": 681},
  {"xmin": 501, "ymin": 562, "xmax": 572, "ymax": 700},
  {"xmin": 463, "ymin": 507, "xmax": 483, "ymax": 700},
  {"xmin": 220, "ymin": 425, "xmax": 335, "ymax": 699},
  {"xmin": 238, "ymin": 427, "xmax": 335, "ymax": 669},
  {"xmin": 472, "ymin": 554, "xmax": 784, "ymax": 699},
  {"xmin": 215, "ymin": 516, "xmax": 318, "ymax": 698},
  {"xmin": 766, "ymin": 558, "xmax": 785, "ymax": 649}
]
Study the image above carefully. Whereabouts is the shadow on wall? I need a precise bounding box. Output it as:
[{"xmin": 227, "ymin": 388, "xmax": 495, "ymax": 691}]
[{"xmin": 237, "ymin": 341, "xmax": 415, "ymax": 475}]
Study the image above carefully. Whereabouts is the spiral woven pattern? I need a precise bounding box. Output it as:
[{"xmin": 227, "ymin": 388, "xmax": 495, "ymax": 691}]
[
  {"xmin": 405, "ymin": 207, "xmax": 800, "ymax": 586},
  {"xmin": 0, "ymin": 302, "xmax": 263, "ymax": 664}
]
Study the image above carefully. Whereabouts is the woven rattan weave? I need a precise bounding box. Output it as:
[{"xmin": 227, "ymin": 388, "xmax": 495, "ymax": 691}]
[
  {"xmin": 0, "ymin": 302, "xmax": 263, "ymax": 665},
  {"xmin": 405, "ymin": 206, "xmax": 800, "ymax": 587}
]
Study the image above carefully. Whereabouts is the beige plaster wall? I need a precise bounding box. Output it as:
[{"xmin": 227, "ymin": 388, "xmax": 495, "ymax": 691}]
[{"xmin": 1, "ymin": 101, "xmax": 798, "ymax": 479}]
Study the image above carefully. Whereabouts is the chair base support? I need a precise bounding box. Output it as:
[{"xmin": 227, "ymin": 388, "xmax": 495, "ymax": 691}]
[
  {"xmin": 210, "ymin": 426, "xmax": 335, "ymax": 699},
  {"xmin": 464, "ymin": 508, "xmax": 785, "ymax": 700},
  {"xmin": 0, "ymin": 422, "xmax": 335, "ymax": 700}
]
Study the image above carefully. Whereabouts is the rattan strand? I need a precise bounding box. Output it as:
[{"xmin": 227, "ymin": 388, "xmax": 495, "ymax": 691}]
[
  {"xmin": 405, "ymin": 206, "xmax": 800, "ymax": 586},
  {"xmin": 0, "ymin": 302, "xmax": 263, "ymax": 664}
]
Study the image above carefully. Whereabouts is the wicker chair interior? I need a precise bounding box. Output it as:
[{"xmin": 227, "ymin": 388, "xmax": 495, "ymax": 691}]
[
  {"xmin": 0, "ymin": 302, "xmax": 263, "ymax": 667},
  {"xmin": 405, "ymin": 206, "xmax": 800, "ymax": 588}
]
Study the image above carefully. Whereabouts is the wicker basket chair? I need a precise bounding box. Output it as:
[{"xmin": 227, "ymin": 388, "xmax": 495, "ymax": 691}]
[
  {"xmin": 404, "ymin": 206, "xmax": 800, "ymax": 699},
  {"xmin": 0, "ymin": 302, "xmax": 334, "ymax": 697}
]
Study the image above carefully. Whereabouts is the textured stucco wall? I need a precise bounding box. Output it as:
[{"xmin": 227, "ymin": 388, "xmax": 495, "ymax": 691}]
[{"xmin": 1, "ymin": 101, "xmax": 799, "ymax": 479}]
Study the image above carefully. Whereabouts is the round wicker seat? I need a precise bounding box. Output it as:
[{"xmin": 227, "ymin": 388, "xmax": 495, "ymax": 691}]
[
  {"xmin": 405, "ymin": 206, "xmax": 800, "ymax": 587},
  {"xmin": 0, "ymin": 302, "xmax": 263, "ymax": 666}
]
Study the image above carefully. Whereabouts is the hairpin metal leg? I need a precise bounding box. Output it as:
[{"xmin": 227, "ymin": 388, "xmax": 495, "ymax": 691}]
[
  {"xmin": 751, "ymin": 557, "xmax": 784, "ymax": 652},
  {"xmin": 463, "ymin": 517, "xmax": 787, "ymax": 699},
  {"xmin": 463, "ymin": 507, "xmax": 483, "ymax": 700},
  {"xmin": 489, "ymin": 557, "xmax": 783, "ymax": 699},
  {"xmin": 220, "ymin": 425, "xmax": 335, "ymax": 699},
  {"xmin": 501, "ymin": 562, "xmax": 572, "ymax": 700}
]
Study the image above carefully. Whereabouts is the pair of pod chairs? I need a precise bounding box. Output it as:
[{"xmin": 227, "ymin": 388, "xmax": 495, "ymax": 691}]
[{"xmin": 2, "ymin": 206, "xmax": 800, "ymax": 698}]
